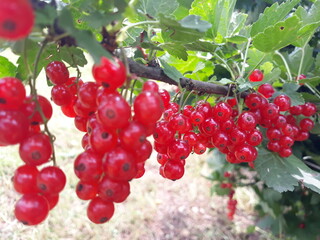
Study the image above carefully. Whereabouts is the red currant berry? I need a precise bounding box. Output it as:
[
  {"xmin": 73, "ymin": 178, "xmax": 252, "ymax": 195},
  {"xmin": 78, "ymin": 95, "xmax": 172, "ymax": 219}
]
[
  {"xmin": 163, "ymin": 161, "xmax": 185, "ymax": 180},
  {"xmin": 51, "ymin": 84, "xmax": 73, "ymax": 106},
  {"xmin": 14, "ymin": 194, "xmax": 49, "ymax": 226},
  {"xmin": 142, "ymin": 80, "xmax": 159, "ymax": 92},
  {"xmin": 300, "ymin": 118, "xmax": 314, "ymax": 132},
  {"xmin": 234, "ymin": 144, "xmax": 257, "ymax": 162},
  {"xmin": 302, "ymin": 103, "xmax": 317, "ymax": 117},
  {"xmin": 273, "ymin": 95, "xmax": 291, "ymax": 111},
  {"xmin": 0, "ymin": 110, "xmax": 28, "ymax": 145},
  {"xmin": 0, "ymin": 77, "xmax": 26, "ymax": 110},
  {"xmin": 74, "ymin": 151, "xmax": 103, "ymax": 183},
  {"xmin": 92, "ymin": 57, "xmax": 126, "ymax": 91},
  {"xmin": 246, "ymin": 129, "xmax": 263, "ymax": 146},
  {"xmin": 19, "ymin": 133, "xmax": 52, "ymax": 166},
  {"xmin": 212, "ymin": 102, "xmax": 232, "ymax": 122},
  {"xmin": 13, "ymin": 165, "xmax": 39, "ymax": 194},
  {"xmin": 249, "ymin": 69, "xmax": 264, "ymax": 82},
  {"xmin": 76, "ymin": 181, "xmax": 98, "ymax": 200},
  {"xmin": 0, "ymin": 0, "xmax": 34, "ymax": 40},
  {"xmin": 257, "ymin": 83, "xmax": 274, "ymax": 98},
  {"xmin": 245, "ymin": 93, "xmax": 262, "ymax": 110},
  {"xmin": 134, "ymin": 91, "xmax": 164, "ymax": 125},
  {"xmin": 237, "ymin": 112, "xmax": 257, "ymax": 131},
  {"xmin": 87, "ymin": 197, "xmax": 114, "ymax": 224},
  {"xmin": 37, "ymin": 166, "xmax": 66, "ymax": 194},
  {"xmin": 45, "ymin": 61, "xmax": 69, "ymax": 85},
  {"xmin": 278, "ymin": 148, "xmax": 292, "ymax": 158},
  {"xmin": 260, "ymin": 103, "xmax": 279, "ymax": 120},
  {"xmin": 103, "ymin": 146, "xmax": 137, "ymax": 182},
  {"xmin": 167, "ymin": 139, "xmax": 191, "ymax": 160}
]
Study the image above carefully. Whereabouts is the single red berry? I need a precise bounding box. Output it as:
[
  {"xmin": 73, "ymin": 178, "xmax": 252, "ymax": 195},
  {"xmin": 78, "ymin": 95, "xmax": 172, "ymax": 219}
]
[
  {"xmin": 142, "ymin": 80, "xmax": 159, "ymax": 92},
  {"xmin": 249, "ymin": 69, "xmax": 264, "ymax": 82},
  {"xmin": 199, "ymin": 117, "xmax": 220, "ymax": 136},
  {"xmin": 257, "ymin": 83, "xmax": 274, "ymax": 98},
  {"xmin": 266, "ymin": 128, "xmax": 282, "ymax": 142},
  {"xmin": 260, "ymin": 103, "xmax": 279, "ymax": 120},
  {"xmin": 97, "ymin": 93, "xmax": 131, "ymax": 129},
  {"xmin": 226, "ymin": 98, "xmax": 237, "ymax": 107},
  {"xmin": 278, "ymin": 148, "xmax": 292, "ymax": 158},
  {"xmin": 272, "ymin": 115, "xmax": 287, "ymax": 129},
  {"xmin": 168, "ymin": 113, "xmax": 191, "ymax": 133},
  {"xmin": 301, "ymin": 103, "xmax": 317, "ymax": 117},
  {"xmin": 98, "ymin": 176, "xmax": 130, "ymax": 203},
  {"xmin": 45, "ymin": 61, "xmax": 69, "ymax": 85},
  {"xmin": 159, "ymin": 89, "xmax": 171, "ymax": 108},
  {"xmin": 37, "ymin": 166, "xmax": 66, "ymax": 194},
  {"xmin": 289, "ymin": 105, "xmax": 303, "ymax": 115},
  {"xmin": 73, "ymin": 98, "xmax": 96, "ymax": 118},
  {"xmin": 229, "ymin": 128, "xmax": 246, "ymax": 146},
  {"xmin": 245, "ymin": 93, "xmax": 262, "ymax": 110},
  {"xmin": 0, "ymin": 77, "xmax": 26, "ymax": 110},
  {"xmin": 300, "ymin": 118, "xmax": 314, "ymax": 132},
  {"xmin": 190, "ymin": 110, "xmax": 205, "ymax": 125},
  {"xmin": 234, "ymin": 144, "xmax": 257, "ymax": 162},
  {"xmin": 183, "ymin": 132, "xmax": 198, "ymax": 146},
  {"xmin": 133, "ymin": 140, "xmax": 152, "ymax": 163},
  {"xmin": 20, "ymin": 95, "xmax": 53, "ymax": 125},
  {"xmin": 212, "ymin": 102, "xmax": 232, "ymax": 122},
  {"xmin": 92, "ymin": 57, "xmax": 126, "ymax": 91},
  {"xmin": 195, "ymin": 101, "xmax": 212, "ymax": 118},
  {"xmin": 246, "ymin": 129, "xmax": 263, "ymax": 146},
  {"xmin": 119, "ymin": 121, "xmax": 146, "ymax": 151},
  {"xmin": 273, "ymin": 95, "xmax": 291, "ymax": 111},
  {"xmin": 295, "ymin": 131, "xmax": 309, "ymax": 141},
  {"xmin": 0, "ymin": 110, "xmax": 29, "ymax": 145},
  {"xmin": 89, "ymin": 124, "xmax": 117, "ymax": 154},
  {"xmin": 237, "ymin": 112, "xmax": 257, "ymax": 131},
  {"xmin": 13, "ymin": 165, "xmax": 39, "ymax": 194},
  {"xmin": 267, "ymin": 141, "xmax": 280, "ymax": 152},
  {"xmin": 14, "ymin": 194, "xmax": 49, "ymax": 226},
  {"xmin": 51, "ymin": 84, "xmax": 73, "ymax": 106},
  {"xmin": 157, "ymin": 153, "xmax": 170, "ymax": 165},
  {"xmin": 74, "ymin": 116, "xmax": 88, "ymax": 132},
  {"xmin": 76, "ymin": 181, "xmax": 98, "ymax": 200},
  {"xmin": 103, "ymin": 146, "xmax": 137, "ymax": 182},
  {"xmin": 167, "ymin": 139, "xmax": 191, "ymax": 160},
  {"xmin": 0, "ymin": 0, "xmax": 34, "ymax": 40},
  {"xmin": 87, "ymin": 197, "xmax": 115, "ymax": 224},
  {"xmin": 19, "ymin": 133, "xmax": 52, "ymax": 166},
  {"xmin": 61, "ymin": 98, "xmax": 77, "ymax": 118},
  {"xmin": 134, "ymin": 91, "xmax": 164, "ymax": 125},
  {"xmin": 279, "ymin": 136, "xmax": 294, "ymax": 148},
  {"xmin": 182, "ymin": 105, "xmax": 194, "ymax": 117},
  {"xmin": 163, "ymin": 161, "xmax": 185, "ymax": 180},
  {"xmin": 74, "ymin": 151, "xmax": 103, "ymax": 183},
  {"xmin": 212, "ymin": 131, "xmax": 229, "ymax": 149},
  {"xmin": 153, "ymin": 121, "xmax": 175, "ymax": 144},
  {"xmin": 193, "ymin": 142, "xmax": 207, "ymax": 155},
  {"xmin": 78, "ymin": 82, "xmax": 99, "ymax": 109}
]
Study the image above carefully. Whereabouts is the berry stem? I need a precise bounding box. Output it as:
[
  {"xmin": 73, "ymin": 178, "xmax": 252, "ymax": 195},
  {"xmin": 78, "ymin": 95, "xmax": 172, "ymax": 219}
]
[
  {"xmin": 213, "ymin": 52, "xmax": 236, "ymax": 81},
  {"xmin": 275, "ymin": 51, "xmax": 292, "ymax": 82},
  {"xmin": 240, "ymin": 38, "xmax": 251, "ymax": 78},
  {"xmin": 25, "ymin": 39, "xmax": 57, "ymax": 166}
]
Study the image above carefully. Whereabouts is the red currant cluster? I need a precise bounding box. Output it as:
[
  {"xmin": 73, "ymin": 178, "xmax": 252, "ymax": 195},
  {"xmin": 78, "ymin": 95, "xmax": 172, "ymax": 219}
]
[
  {"xmin": 0, "ymin": 0, "xmax": 34, "ymax": 40},
  {"xmin": 220, "ymin": 172, "xmax": 237, "ymax": 220},
  {"xmin": 48, "ymin": 57, "xmax": 164, "ymax": 224},
  {"xmin": 0, "ymin": 77, "xmax": 66, "ymax": 225},
  {"xmin": 253, "ymin": 83, "xmax": 316, "ymax": 157}
]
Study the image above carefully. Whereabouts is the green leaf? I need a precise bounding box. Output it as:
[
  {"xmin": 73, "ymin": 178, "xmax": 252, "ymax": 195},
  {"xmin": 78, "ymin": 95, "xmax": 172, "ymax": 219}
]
[
  {"xmin": 255, "ymin": 147, "xmax": 320, "ymax": 194},
  {"xmin": 159, "ymin": 15, "xmax": 204, "ymax": 42},
  {"xmin": 57, "ymin": 9, "xmax": 112, "ymax": 63},
  {"xmin": 179, "ymin": 15, "xmax": 212, "ymax": 32},
  {"xmin": 16, "ymin": 41, "xmax": 61, "ymax": 80},
  {"xmin": 59, "ymin": 46, "xmax": 88, "ymax": 67},
  {"xmin": 282, "ymin": 83, "xmax": 305, "ymax": 106},
  {"xmin": 250, "ymin": 0, "xmax": 300, "ymax": 37},
  {"xmin": 134, "ymin": 0, "xmax": 179, "ymax": 20},
  {"xmin": 35, "ymin": 5, "xmax": 57, "ymax": 26},
  {"xmin": 286, "ymin": 45, "xmax": 314, "ymax": 76},
  {"xmin": 252, "ymin": 16, "xmax": 302, "ymax": 52},
  {"xmin": 299, "ymin": 76, "xmax": 320, "ymax": 85},
  {"xmin": 159, "ymin": 58, "xmax": 183, "ymax": 83},
  {"xmin": 184, "ymin": 41, "xmax": 217, "ymax": 52},
  {"xmin": 225, "ymin": 35, "xmax": 248, "ymax": 44},
  {"xmin": 0, "ymin": 56, "xmax": 17, "ymax": 78},
  {"xmin": 161, "ymin": 43, "xmax": 188, "ymax": 60},
  {"xmin": 189, "ymin": 0, "xmax": 237, "ymax": 38}
]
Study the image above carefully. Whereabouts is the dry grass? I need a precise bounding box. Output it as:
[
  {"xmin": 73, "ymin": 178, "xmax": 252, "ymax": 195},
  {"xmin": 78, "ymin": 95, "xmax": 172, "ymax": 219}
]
[{"xmin": 0, "ymin": 51, "xmax": 272, "ymax": 240}]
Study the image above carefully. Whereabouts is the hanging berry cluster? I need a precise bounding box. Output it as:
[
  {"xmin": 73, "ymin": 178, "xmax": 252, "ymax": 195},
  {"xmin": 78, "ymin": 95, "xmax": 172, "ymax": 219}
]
[
  {"xmin": 48, "ymin": 57, "xmax": 164, "ymax": 224},
  {"xmin": 0, "ymin": 77, "xmax": 66, "ymax": 225}
]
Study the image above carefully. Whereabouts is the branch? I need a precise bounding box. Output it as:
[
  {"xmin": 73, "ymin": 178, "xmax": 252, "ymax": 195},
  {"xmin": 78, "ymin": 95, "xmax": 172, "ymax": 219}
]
[{"xmin": 128, "ymin": 59, "xmax": 231, "ymax": 95}]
